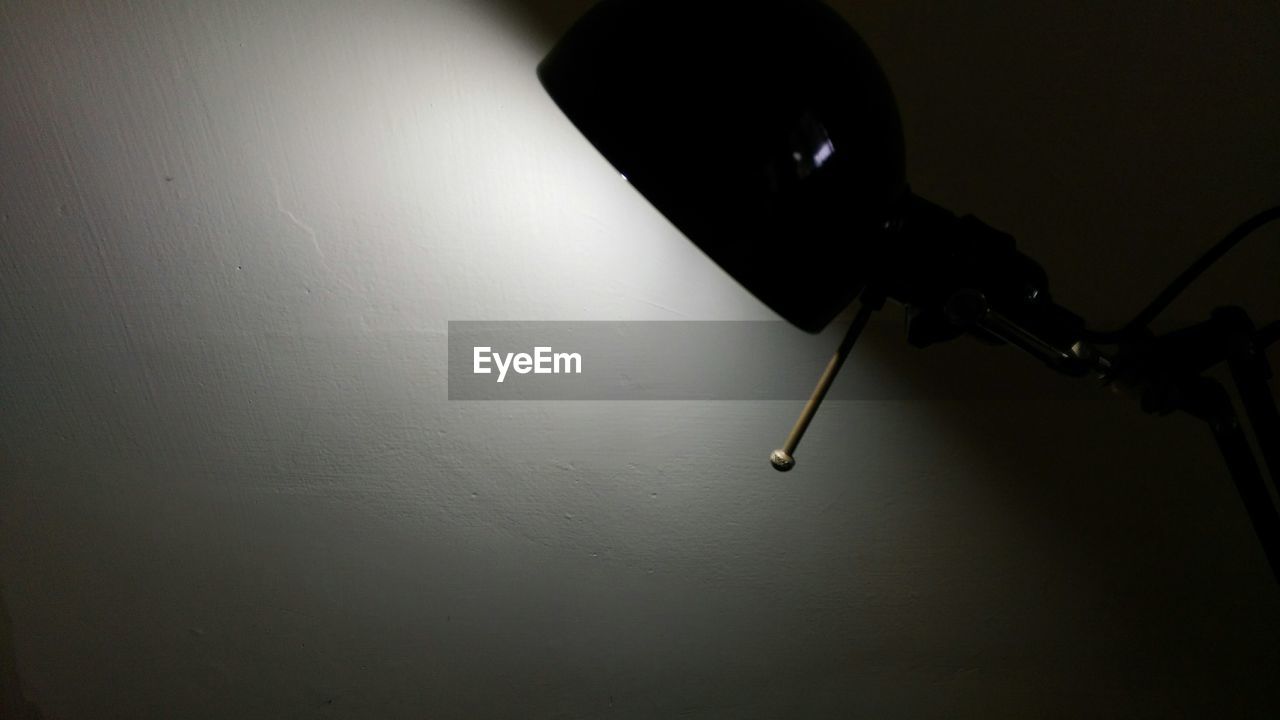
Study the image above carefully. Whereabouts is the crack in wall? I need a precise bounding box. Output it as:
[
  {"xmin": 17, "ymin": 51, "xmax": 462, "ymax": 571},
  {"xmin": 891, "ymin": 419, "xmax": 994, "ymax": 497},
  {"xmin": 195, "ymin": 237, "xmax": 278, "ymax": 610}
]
[{"xmin": 267, "ymin": 171, "xmax": 362, "ymax": 298}]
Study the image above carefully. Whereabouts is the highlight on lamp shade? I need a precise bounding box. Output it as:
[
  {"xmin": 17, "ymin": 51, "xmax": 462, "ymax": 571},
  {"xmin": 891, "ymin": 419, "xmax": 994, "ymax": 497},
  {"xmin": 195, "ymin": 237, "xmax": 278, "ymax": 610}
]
[{"xmin": 538, "ymin": 0, "xmax": 907, "ymax": 332}]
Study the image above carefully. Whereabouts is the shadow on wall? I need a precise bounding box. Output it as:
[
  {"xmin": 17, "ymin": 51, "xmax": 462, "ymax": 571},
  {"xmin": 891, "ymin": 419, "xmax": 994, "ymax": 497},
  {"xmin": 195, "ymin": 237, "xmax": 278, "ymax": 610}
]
[
  {"xmin": 1, "ymin": 586, "xmax": 43, "ymax": 720},
  {"xmin": 488, "ymin": 0, "xmax": 597, "ymax": 45},
  {"xmin": 497, "ymin": 0, "xmax": 1280, "ymax": 706}
]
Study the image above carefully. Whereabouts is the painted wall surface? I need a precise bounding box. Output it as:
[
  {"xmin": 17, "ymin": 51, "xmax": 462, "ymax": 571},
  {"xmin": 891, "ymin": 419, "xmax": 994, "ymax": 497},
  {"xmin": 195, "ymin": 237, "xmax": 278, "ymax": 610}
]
[{"xmin": 2, "ymin": 1, "xmax": 1279, "ymax": 717}]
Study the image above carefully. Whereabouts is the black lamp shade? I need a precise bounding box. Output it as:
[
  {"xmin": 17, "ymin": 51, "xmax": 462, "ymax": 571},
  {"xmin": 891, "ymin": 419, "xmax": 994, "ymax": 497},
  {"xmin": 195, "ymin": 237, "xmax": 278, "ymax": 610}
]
[{"xmin": 538, "ymin": 0, "xmax": 907, "ymax": 332}]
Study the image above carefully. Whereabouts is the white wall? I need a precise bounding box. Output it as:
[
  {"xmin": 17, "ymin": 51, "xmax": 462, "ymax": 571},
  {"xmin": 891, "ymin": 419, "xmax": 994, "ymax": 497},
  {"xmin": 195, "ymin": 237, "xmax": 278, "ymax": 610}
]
[{"xmin": 2, "ymin": 1, "xmax": 1278, "ymax": 717}]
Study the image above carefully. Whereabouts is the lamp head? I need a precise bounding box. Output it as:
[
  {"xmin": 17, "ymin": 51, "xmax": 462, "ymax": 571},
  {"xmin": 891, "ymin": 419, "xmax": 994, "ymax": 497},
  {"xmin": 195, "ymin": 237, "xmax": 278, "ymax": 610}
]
[{"xmin": 538, "ymin": 0, "xmax": 906, "ymax": 332}]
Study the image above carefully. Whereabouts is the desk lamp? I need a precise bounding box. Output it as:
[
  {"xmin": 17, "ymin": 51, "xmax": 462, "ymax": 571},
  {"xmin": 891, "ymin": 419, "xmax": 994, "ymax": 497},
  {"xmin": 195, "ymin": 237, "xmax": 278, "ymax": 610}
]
[{"xmin": 538, "ymin": 0, "xmax": 1280, "ymax": 580}]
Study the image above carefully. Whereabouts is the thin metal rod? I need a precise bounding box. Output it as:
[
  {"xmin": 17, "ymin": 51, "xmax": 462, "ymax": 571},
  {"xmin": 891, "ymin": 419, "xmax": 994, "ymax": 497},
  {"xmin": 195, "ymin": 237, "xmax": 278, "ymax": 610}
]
[
  {"xmin": 771, "ymin": 302, "xmax": 876, "ymax": 471},
  {"xmin": 1218, "ymin": 308, "xmax": 1280, "ymax": 494},
  {"xmin": 1193, "ymin": 378, "xmax": 1280, "ymax": 582}
]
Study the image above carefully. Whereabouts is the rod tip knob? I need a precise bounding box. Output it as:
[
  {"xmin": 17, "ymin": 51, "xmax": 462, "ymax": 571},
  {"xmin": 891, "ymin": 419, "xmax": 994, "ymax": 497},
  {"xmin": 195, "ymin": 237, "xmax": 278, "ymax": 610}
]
[{"xmin": 770, "ymin": 449, "xmax": 795, "ymax": 472}]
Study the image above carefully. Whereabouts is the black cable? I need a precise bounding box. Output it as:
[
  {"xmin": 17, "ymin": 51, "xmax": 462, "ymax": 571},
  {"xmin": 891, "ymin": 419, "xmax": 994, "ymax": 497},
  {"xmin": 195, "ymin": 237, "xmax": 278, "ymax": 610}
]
[{"xmin": 1082, "ymin": 205, "xmax": 1280, "ymax": 344}]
